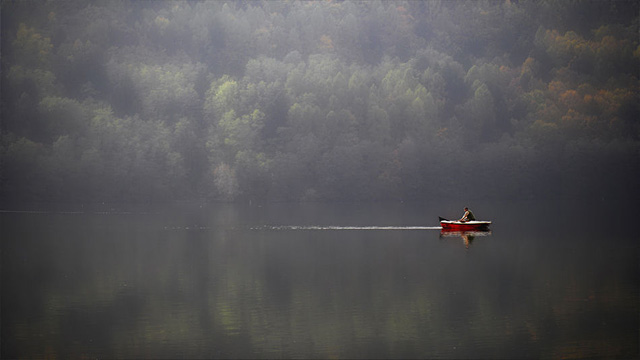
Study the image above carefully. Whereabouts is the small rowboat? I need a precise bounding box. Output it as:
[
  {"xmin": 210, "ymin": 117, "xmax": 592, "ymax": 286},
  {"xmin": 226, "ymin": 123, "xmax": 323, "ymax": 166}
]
[{"xmin": 439, "ymin": 217, "xmax": 491, "ymax": 231}]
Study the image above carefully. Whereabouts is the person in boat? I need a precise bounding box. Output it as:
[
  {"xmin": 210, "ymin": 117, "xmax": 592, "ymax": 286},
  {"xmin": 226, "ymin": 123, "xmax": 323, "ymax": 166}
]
[{"xmin": 459, "ymin": 207, "xmax": 475, "ymax": 222}]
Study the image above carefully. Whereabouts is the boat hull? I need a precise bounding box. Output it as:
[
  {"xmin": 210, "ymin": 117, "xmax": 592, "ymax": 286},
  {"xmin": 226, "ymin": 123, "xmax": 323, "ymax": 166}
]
[{"xmin": 440, "ymin": 220, "xmax": 491, "ymax": 231}]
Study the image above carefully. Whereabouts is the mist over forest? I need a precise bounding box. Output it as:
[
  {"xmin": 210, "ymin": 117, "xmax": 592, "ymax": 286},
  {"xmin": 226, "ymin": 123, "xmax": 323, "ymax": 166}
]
[{"xmin": 2, "ymin": 0, "xmax": 639, "ymax": 203}]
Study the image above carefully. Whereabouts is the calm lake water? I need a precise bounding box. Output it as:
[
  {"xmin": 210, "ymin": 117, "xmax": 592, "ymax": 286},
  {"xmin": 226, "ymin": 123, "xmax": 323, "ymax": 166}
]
[{"xmin": 2, "ymin": 200, "xmax": 638, "ymax": 359}]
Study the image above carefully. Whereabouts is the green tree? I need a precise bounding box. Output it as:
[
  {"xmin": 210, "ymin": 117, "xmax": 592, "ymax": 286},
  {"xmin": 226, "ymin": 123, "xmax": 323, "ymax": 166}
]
[{"xmin": 11, "ymin": 23, "xmax": 53, "ymax": 69}]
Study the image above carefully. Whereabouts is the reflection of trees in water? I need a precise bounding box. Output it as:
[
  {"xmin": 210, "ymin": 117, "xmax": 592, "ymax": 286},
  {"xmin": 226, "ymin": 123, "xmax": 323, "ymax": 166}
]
[{"xmin": 4, "ymin": 213, "xmax": 638, "ymax": 359}]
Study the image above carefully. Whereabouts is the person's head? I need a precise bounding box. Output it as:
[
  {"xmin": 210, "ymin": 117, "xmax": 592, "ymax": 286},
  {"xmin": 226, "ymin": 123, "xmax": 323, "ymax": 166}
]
[{"xmin": 464, "ymin": 207, "xmax": 469, "ymax": 211}]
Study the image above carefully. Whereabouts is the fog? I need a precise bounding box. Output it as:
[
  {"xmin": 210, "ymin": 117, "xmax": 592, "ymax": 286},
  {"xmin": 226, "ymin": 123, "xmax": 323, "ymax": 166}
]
[{"xmin": 2, "ymin": 0, "xmax": 639, "ymax": 203}]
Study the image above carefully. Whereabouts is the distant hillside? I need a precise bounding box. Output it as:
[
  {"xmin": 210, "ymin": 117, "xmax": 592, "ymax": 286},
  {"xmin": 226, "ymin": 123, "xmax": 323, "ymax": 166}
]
[{"xmin": 2, "ymin": 0, "xmax": 638, "ymax": 202}]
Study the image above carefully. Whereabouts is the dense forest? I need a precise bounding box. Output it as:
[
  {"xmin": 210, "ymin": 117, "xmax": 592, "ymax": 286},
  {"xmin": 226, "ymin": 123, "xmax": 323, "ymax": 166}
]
[{"xmin": 1, "ymin": 0, "xmax": 639, "ymax": 203}]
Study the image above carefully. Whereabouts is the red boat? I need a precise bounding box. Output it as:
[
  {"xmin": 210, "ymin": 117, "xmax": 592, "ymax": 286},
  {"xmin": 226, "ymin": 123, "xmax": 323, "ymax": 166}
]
[{"xmin": 439, "ymin": 218, "xmax": 491, "ymax": 231}]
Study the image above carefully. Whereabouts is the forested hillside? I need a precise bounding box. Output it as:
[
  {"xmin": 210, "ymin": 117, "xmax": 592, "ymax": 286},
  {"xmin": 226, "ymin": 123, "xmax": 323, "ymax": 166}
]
[{"xmin": 2, "ymin": 0, "xmax": 639, "ymax": 202}]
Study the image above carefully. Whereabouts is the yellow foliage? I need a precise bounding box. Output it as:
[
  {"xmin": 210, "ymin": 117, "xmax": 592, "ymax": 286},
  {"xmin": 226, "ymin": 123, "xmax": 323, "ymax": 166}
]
[
  {"xmin": 548, "ymin": 81, "xmax": 566, "ymax": 95},
  {"xmin": 14, "ymin": 23, "xmax": 53, "ymax": 67},
  {"xmin": 559, "ymin": 90, "xmax": 580, "ymax": 109},
  {"xmin": 320, "ymin": 35, "xmax": 334, "ymax": 51},
  {"xmin": 154, "ymin": 16, "xmax": 170, "ymax": 30},
  {"xmin": 561, "ymin": 109, "xmax": 592, "ymax": 129},
  {"xmin": 520, "ymin": 57, "xmax": 536, "ymax": 77}
]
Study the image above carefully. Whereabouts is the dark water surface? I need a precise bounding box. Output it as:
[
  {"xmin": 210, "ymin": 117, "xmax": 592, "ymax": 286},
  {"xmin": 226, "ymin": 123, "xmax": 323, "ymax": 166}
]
[{"xmin": 2, "ymin": 200, "xmax": 638, "ymax": 359}]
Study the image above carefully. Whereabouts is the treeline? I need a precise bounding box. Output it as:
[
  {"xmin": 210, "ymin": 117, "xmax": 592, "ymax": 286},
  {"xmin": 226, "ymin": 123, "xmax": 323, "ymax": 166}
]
[{"xmin": 1, "ymin": 0, "xmax": 639, "ymax": 202}]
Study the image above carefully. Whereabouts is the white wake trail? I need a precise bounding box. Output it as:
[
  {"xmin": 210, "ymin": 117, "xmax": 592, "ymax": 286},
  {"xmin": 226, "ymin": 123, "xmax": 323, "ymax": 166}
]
[{"xmin": 256, "ymin": 225, "xmax": 442, "ymax": 230}]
